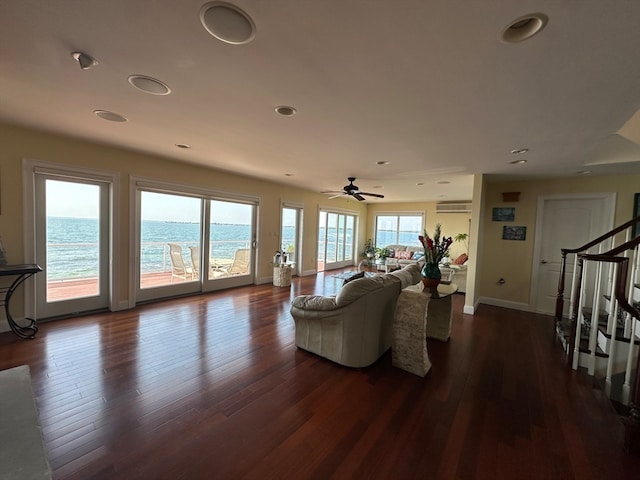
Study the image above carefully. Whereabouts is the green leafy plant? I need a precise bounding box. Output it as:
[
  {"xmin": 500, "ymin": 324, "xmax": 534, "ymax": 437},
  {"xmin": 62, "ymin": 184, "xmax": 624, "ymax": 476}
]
[
  {"xmin": 363, "ymin": 238, "xmax": 376, "ymax": 257},
  {"xmin": 454, "ymin": 232, "xmax": 469, "ymax": 253},
  {"xmin": 376, "ymin": 247, "xmax": 391, "ymax": 259}
]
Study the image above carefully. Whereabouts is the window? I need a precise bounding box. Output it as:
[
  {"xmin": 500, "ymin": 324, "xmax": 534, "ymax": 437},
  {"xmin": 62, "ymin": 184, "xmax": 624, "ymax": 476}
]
[
  {"xmin": 374, "ymin": 214, "xmax": 423, "ymax": 247},
  {"xmin": 318, "ymin": 210, "xmax": 357, "ymax": 271}
]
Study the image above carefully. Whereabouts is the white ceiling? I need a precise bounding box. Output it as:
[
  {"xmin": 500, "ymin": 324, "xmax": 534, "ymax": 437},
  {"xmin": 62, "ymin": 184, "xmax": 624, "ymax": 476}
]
[{"xmin": 2, "ymin": 1, "xmax": 640, "ymax": 203}]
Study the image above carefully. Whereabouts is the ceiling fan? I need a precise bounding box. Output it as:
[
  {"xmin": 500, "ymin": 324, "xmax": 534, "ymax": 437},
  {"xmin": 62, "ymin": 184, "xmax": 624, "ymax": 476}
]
[{"xmin": 322, "ymin": 177, "xmax": 385, "ymax": 202}]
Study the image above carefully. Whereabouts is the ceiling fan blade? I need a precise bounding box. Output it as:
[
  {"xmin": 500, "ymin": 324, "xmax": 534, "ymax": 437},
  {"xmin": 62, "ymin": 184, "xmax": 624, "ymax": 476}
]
[
  {"xmin": 321, "ymin": 190, "xmax": 346, "ymax": 194},
  {"xmin": 327, "ymin": 193, "xmax": 347, "ymax": 200},
  {"xmin": 359, "ymin": 192, "xmax": 385, "ymax": 199},
  {"xmin": 353, "ymin": 193, "xmax": 365, "ymax": 201}
]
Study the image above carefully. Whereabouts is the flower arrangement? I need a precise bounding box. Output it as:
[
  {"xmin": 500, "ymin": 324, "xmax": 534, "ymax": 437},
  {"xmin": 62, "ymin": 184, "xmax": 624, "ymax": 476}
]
[{"xmin": 418, "ymin": 223, "xmax": 453, "ymax": 265}]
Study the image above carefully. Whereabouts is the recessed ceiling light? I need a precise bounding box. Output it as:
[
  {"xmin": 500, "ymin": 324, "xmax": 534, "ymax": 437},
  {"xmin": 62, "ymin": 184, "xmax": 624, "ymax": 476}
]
[
  {"xmin": 416, "ymin": 182, "xmax": 424, "ymax": 186},
  {"xmin": 175, "ymin": 143, "xmax": 191, "ymax": 149},
  {"xmin": 511, "ymin": 148, "xmax": 529, "ymax": 154},
  {"xmin": 275, "ymin": 105, "xmax": 297, "ymax": 116},
  {"xmin": 284, "ymin": 173, "xmax": 293, "ymax": 176},
  {"xmin": 200, "ymin": 1, "xmax": 256, "ymax": 45},
  {"xmin": 437, "ymin": 181, "xmax": 451, "ymax": 185},
  {"xmin": 376, "ymin": 161, "xmax": 390, "ymax": 165},
  {"xmin": 509, "ymin": 159, "xmax": 527, "ymax": 165},
  {"xmin": 71, "ymin": 51, "xmax": 97, "ymax": 70},
  {"xmin": 94, "ymin": 110, "xmax": 127, "ymax": 122},
  {"xmin": 128, "ymin": 75, "xmax": 171, "ymax": 95},
  {"xmin": 372, "ymin": 185, "xmax": 382, "ymax": 189},
  {"xmin": 501, "ymin": 13, "xmax": 548, "ymax": 43},
  {"xmin": 577, "ymin": 170, "xmax": 592, "ymax": 175}
]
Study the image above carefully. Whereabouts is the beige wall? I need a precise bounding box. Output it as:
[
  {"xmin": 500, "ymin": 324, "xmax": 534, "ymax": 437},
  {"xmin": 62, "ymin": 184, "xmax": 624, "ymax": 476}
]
[
  {"xmin": 366, "ymin": 202, "xmax": 472, "ymax": 260},
  {"xmin": 478, "ymin": 175, "xmax": 640, "ymax": 305},
  {"xmin": 0, "ymin": 122, "xmax": 368, "ymax": 313},
  {"xmin": 3, "ymin": 121, "xmax": 638, "ymax": 319}
]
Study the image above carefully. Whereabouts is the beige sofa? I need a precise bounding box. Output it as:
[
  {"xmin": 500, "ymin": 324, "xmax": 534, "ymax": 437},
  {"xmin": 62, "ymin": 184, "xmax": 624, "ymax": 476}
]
[
  {"xmin": 383, "ymin": 244, "xmax": 424, "ymax": 269},
  {"xmin": 290, "ymin": 265, "xmax": 421, "ymax": 367}
]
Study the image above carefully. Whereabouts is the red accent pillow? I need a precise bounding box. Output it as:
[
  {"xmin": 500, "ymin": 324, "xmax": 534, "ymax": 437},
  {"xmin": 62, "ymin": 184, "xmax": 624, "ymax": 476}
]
[
  {"xmin": 453, "ymin": 253, "xmax": 468, "ymax": 265},
  {"xmin": 395, "ymin": 250, "xmax": 414, "ymax": 260}
]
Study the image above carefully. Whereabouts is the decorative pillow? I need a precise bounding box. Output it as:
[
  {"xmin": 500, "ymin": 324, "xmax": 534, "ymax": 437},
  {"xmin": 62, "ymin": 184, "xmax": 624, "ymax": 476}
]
[
  {"xmin": 343, "ymin": 271, "xmax": 365, "ymax": 285},
  {"xmin": 395, "ymin": 250, "xmax": 413, "ymax": 260},
  {"xmin": 412, "ymin": 251, "xmax": 424, "ymax": 261},
  {"xmin": 453, "ymin": 253, "xmax": 468, "ymax": 265}
]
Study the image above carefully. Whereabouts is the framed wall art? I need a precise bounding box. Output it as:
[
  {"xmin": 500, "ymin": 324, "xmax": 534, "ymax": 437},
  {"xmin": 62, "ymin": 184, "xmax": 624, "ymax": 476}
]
[
  {"xmin": 492, "ymin": 207, "xmax": 515, "ymax": 222},
  {"xmin": 502, "ymin": 226, "xmax": 527, "ymax": 241}
]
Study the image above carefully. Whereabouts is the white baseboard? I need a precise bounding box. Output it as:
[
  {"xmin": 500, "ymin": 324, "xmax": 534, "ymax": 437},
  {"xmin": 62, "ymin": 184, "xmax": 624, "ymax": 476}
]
[
  {"xmin": 477, "ymin": 296, "xmax": 533, "ymax": 312},
  {"xmin": 301, "ymin": 269, "xmax": 317, "ymax": 277}
]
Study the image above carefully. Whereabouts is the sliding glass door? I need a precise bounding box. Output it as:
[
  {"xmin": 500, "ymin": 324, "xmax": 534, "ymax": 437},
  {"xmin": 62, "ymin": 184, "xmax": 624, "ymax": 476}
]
[
  {"xmin": 137, "ymin": 191, "xmax": 202, "ymax": 301},
  {"xmin": 135, "ymin": 185, "xmax": 257, "ymax": 302},
  {"xmin": 317, "ymin": 210, "xmax": 356, "ymax": 271},
  {"xmin": 281, "ymin": 204, "xmax": 302, "ymax": 276},
  {"xmin": 203, "ymin": 199, "xmax": 256, "ymax": 290}
]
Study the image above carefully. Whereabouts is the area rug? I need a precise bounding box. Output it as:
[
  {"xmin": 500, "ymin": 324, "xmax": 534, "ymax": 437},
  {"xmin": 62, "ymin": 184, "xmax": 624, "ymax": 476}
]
[
  {"xmin": 332, "ymin": 271, "xmax": 377, "ymax": 280},
  {"xmin": 0, "ymin": 365, "xmax": 52, "ymax": 480}
]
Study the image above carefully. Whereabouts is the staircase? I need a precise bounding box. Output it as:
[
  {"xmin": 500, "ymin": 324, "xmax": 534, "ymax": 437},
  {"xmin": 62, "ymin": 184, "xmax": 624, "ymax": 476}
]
[{"xmin": 555, "ymin": 215, "xmax": 640, "ymax": 454}]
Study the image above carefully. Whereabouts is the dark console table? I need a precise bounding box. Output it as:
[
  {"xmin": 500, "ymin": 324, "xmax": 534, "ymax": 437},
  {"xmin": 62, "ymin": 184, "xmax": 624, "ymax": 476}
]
[{"xmin": 0, "ymin": 264, "xmax": 42, "ymax": 339}]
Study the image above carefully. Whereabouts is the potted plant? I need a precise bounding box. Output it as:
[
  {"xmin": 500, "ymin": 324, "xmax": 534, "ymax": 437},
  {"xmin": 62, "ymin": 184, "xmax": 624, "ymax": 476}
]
[
  {"xmin": 362, "ymin": 238, "xmax": 376, "ymax": 259},
  {"xmin": 454, "ymin": 232, "xmax": 469, "ymax": 253},
  {"xmin": 418, "ymin": 224, "xmax": 453, "ymax": 287},
  {"xmin": 375, "ymin": 246, "xmax": 391, "ymax": 261}
]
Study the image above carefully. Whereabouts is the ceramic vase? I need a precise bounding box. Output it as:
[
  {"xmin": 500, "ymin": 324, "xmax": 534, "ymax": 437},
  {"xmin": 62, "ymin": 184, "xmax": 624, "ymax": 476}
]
[{"xmin": 421, "ymin": 262, "xmax": 441, "ymax": 288}]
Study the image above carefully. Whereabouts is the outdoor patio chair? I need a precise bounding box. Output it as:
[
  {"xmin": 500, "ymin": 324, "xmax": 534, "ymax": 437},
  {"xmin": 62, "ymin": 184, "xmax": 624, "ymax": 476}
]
[
  {"xmin": 188, "ymin": 246, "xmax": 200, "ymax": 279},
  {"xmin": 228, "ymin": 248, "xmax": 250, "ymax": 276},
  {"xmin": 168, "ymin": 243, "xmax": 194, "ymax": 283}
]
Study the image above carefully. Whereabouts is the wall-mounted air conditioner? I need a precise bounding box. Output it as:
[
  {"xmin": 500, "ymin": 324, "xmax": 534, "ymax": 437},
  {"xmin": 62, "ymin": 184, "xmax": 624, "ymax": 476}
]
[{"xmin": 435, "ymin": 202, "xmax": 472, "ymax": 213}]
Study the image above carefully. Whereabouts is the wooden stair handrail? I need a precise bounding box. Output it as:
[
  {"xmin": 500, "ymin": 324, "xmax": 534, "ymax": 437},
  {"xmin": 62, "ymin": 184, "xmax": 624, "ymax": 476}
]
[
  {"xmin": 562, "ymin": 215, "xmax": 640, "ymax": 255},
  {"xmin": 555, "ymin": 216, "xmax": 640, "ymax": 323}
]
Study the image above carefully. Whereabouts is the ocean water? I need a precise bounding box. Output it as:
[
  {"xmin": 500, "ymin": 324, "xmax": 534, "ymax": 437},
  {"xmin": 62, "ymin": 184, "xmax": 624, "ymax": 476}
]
[
  {"xmin": 45, "ymin": 218, "xmax": 417, "ymax": 280},
  {"xmin": 46, "ymin": 217, "xmax": 296, "ymax": 280}
]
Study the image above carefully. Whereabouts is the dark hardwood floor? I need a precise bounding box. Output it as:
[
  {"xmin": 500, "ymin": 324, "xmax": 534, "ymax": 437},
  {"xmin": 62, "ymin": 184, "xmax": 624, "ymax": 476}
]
[{"xmin": 1, "ymin": 271, "xmax": 639, "ymax": 479}]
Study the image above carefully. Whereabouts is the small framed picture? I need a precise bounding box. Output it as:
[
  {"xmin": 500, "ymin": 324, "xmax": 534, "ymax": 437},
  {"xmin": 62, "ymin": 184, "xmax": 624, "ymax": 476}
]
[
  {"xmin": 503, "ymin": 226, "xmax": 526, "ymax": 241},
  {"xmin": 492, "ymin": 207, "xmax": 515, "ymax": 222}
]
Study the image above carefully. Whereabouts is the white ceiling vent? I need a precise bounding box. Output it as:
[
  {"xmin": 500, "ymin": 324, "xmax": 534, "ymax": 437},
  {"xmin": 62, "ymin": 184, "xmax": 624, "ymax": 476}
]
[{"xmin": 435, "ymin": 202, "xmax": 472, "ymax": 213}]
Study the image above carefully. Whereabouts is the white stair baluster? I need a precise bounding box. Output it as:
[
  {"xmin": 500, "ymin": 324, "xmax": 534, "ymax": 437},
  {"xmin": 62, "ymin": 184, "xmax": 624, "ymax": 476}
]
[
  {"xmin": 573, "ymin": 260, "xmax": 588, "ymax": 370},
  {"xmin": 605, "ymin": 264, "xmax": 619, "ymax": 397},
  {"xmin": 588, "ymin": 261, "xmax": 603, "ymax": 375}
]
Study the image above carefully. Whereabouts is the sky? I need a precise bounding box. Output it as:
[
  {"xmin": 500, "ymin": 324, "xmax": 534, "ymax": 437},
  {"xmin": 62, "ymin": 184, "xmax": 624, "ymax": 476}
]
[{"xmin": 46, "ymin": 180, "xmax": 253, "ymax": 224}]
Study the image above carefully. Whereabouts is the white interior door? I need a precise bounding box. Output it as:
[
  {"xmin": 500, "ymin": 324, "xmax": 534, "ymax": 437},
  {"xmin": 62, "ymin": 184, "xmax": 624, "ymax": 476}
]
[{"xmin": 533, "ymin": 195, "xmax": 615, "ymax": 315}]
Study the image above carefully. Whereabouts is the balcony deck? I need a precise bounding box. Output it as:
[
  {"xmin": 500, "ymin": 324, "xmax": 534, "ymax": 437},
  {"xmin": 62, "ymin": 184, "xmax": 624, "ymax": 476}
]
[{"xmin": 46, "ymin": 272, "xmax": 192, "ymax": 302}]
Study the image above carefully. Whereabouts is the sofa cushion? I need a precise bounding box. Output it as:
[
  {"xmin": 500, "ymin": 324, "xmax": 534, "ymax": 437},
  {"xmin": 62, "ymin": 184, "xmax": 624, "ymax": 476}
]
[
  {"xmin": 412, "ymin": 251, "xmax": 424, "ymax": 261},
  {"xmin": 343, "ymin": 271, "xmax": 365, "ymax": 285},
  {"xmin": 395, "ymin": 250, "xmax": 413, "ymax": 260},
  {"xmin": 453, "ymin": 253, "xmax": 468, "ymax": 265},
  {"xmin": 388, "ymin": 264, "xmax": 422, "ymax": 288},
  {"xmin": 336, "ymin": 274, "xmax": 399, "ymax": 307},
  {"xmin": 291, "ymin": 295, "xmax": 337, "ymax": 311}
]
